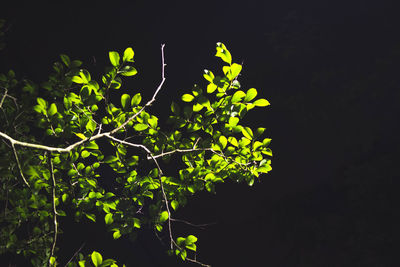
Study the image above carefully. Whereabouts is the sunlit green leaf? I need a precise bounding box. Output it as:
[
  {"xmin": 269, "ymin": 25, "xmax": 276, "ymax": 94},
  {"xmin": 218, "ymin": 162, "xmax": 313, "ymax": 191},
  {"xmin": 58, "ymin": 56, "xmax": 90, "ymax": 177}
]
[
  {"xmin": 131, "ymin": 93, "xmax": 141, "ymax": 106},
  {"xmin": 230, "ymin": 63, "xmax": 242, "ymax": 78},
  {"xmin": 207, "ymin": 83, "xmax": 218, "ymax": 93},
  {"xmin": 185, "ymin": 235, "xmax": 198, "ymax": 244},
  {"xmin": 72, "ymin": 76, "xmax": 84, "ymax": 84},
  {"xmin": 182, "ymin": 94, "xmax": 195, "ymax": 102},
  {"xmin": 244, "ymin": 88, "xmax": 257, "ymax": 102},
  {"xmin": 121, "ymin": 94, "xmax": 130, "ymax": 109},
  {"xmin": 134, "ymin": 123, "xmax": 148, "ymax": 131},
  {"xmin": 81, "ymin": 150, "xmax": 90, "ymax": 158},
  {"xmin": 105, "ymin": 213, "xmax": 113, "ymax": 225},
  {"xmin": 171, "ymin": 200, "xmax": 179, "ymax": 211},
  {"xmin": 37, "ymin": 97, "xmax": 47, "ymax": 108},
  {"xmin": 85, "ymin": 213, "xmax": 96, "ymax": 222},
  {"xmin": 109, "ymin": 51, "xmax": 120, "ymax": 67},
  {"xmin": 219, "ymin": 135, "xmax": 227, "ymax": 149},
  {"xmin": 242, "ymin": 127, "xmax": 253, "ymax": 140},
  {"xmin": 113, "ymin": 229, "xmax": 121, "ymax": 239},
  {"xmin": 123, "ymin": 47, "xmax": 134, "ymax": 62},
  {"xmin": 231, "ymin": 90, "xmax": 246, "ymax": 103},
  {"xmin": 48, "ymin": 103, "xmax": 57, "ymax": 116},
  {"xmin": 159, "ymin": 211, "xmax": 169, "ymax": 222},
  {"xmin": 253, "ymin": 98, "xmax": 270, "ymax": 107},
  {"xmin": 91, "ymin": 251, "xmax": 103, "ymax": 267},
  {"xmin": 75, "ymin": 133, "xmax": 86, "ymax": 140},
  {"xmin": 203, "ymin": 69, "xmax": 214, "ymax": 82},
  {"xmin": 120, "ymin": 65, "xmax": 137, "ymax": 76},
  {"xmin": 86, "ymin": 120, "xmax": 96, "ymax": 133}
]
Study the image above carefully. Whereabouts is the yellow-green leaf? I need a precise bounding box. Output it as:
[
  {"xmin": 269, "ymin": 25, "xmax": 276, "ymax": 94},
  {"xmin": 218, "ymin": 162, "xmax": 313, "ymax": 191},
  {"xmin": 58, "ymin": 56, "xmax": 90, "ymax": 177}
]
[
  {"xmin": 109, "ymin": 51, "xmax": 120, "ymax": 67},
  {"xmin": 253, "ymin": 98, "xmax": 270, "ymax": 107},
  {"xmin": 75, "ymin": 133, "xmax": 86, "ymax": 140},
  {"xmin": 182, "ymin": 94, "xmax": 195, "ymax": 102},
  {"xmin": 123, "ymin": 47, "xmax": 134, "ymax": 62},
  {"xmin": 91, "ymin": 251, "xmax": 103, "ymax": 267}
]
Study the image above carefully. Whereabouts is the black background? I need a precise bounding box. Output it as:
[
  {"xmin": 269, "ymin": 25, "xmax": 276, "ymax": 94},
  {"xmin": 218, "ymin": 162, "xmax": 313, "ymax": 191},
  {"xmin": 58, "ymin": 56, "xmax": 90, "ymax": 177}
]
[{"xmin": 1, "ymin": 1, "xmax": 398, "ymax": 266}]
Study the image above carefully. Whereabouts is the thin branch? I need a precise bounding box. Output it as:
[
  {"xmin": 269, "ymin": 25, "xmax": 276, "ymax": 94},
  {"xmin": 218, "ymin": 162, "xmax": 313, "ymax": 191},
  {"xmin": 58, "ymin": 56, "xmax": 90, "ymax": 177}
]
[
  {"xmin": 186, "ymin": 257, "xmax": 212, "ymax": 267},
  {"xmin": 170, "ymin": 218, "xmax": 217, "ymax": 230},
  {"xmin": 63, "ymin": 242, "xmax": 86, "ymax": 267},
  {"xmin": 49, "ymin": 154, "xmax": 58, "ymax": 266},
  {"xmin": 0, "ymin": 88, "xmax": 8, "ymax": 108},
  {"xmin": 11, "ymin": 143, "xmax": 30, "ymax": 187}
]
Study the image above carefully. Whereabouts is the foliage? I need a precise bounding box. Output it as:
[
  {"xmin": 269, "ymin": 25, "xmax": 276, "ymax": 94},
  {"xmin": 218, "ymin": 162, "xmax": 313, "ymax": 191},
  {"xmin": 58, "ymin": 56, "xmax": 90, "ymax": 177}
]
[{"xmin": 0, "ymin": 41, "xmax": 272, "ymax": 266}]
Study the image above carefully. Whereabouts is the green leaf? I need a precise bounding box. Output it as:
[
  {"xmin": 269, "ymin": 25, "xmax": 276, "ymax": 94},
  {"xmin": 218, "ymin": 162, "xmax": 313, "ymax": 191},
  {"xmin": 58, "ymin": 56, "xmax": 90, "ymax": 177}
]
[
  {"xmin": 120, "ymin": 65, "xmax": 137, "ymax": 76},
  {"xmin": 109, "ymin": 51, "xmax": 120, "ymax": 67},
  {"xmin": 159, "ymin": 211, "xmax": 169, "ymax": 222},
  {"xmin": 86, "ymin": 120, "xmax": 96, "ymax": 133},
  {"xmin": 231, "ymin": 90, "xmax": 246, "ymax": 103},
  {"xmin": 171, "ymin": 200, "xmax": 179, "ymax": 211},
  {"xmin": 49, "ymin": 256, "xmax": 56, "ymax": 266},
  {"xmin": 91, "ymin": 251, "xmax": 103, "ymax": 267},
  {"xmin": 203, "ymin": 69, "xmax": 214, "ymax": 82},
  {"xmin": 75, "ymin": 133, "xmax": 87, "ymax": 140},
  {"xmin": 48, "ymin": 103, "xmax": 57, "ymax": 116},
  {"xmin": 253, "ymin": 98, "xmax": 270, "ymax": 107},
  {"xmin": 133, "ymin": 218, "xmax": 141, "ymax": 228},
  {"xmin": 113, "ymin": 229, "xmax": 121, "ymax": 239},
  {"xmin": 85, "ymin": 213, "xmax": 96, "ymax": 222},
  {"xmin": 242, "ymin": 127, "xmax": 253, "ymax": 140},
  {"xmin": 62, "ymin": 193, "xmax": 68, "ymax": 202},
  {"xmin": 105, "ymin": 213, "xmax": 113, "ymax": 225},
  {"xmin": 123, "ymin": 47, "xmax": 134, "ymax": 62},
  {"xmin": 60, "ymin": 54, "xmax": 70, "ymax": 67},
  {"xmin": 104, "ymin": 155, "xmax": 118, "ymax": 163},
  {"xmin": 181, "ymin": 94, "xmax": 195, "ymax": 102},
  {"xmin": 230, "ymin": 63, "xmax": 242, "ymax": 78},
  {"xmin": 171, "ymin": 101, "xmax": 180, "ymax": 115},
  {"xmin": 186, "ymin": 235, "xmax": 198, "ymax": 244},
  {"xmin": 215, "ymin": 42, "xmax": 232, "ymax": 64},
  {"xmin": 228, "ymin": 117, "xmax": 239, "ymax": 127},
  {"xmin": 79, "ymin": 69, "xmax": 91, "ymax": 83},
  {"xmin": 131, "ymin": 93, "xmax": 142, "ymax": 106},
  {"xmin": 121, "ymin": 94, "xmax": 130, "ymax": 109},
  {"xmin": 72, "ymin": 76, "xmax": 84, "ymax": 84},
  {"xmin": 134, "ymin": 123, "xmax": 148, "ymax": 131},
  {"xmin": 207, "ymin": 83, "xmax": 218, "ymax": 94},
  {"xmin": 37, "ymin": 97, "xmax": 47, "ymax": 108},
  {"xmin": 85, "ymin": 141, "xmax": 99, "ymax": 150},
  {"xmin": 218, "ymin": 135, "xmax": 228, "ymax": 149},
  {"xmin": 81, "ymin": 150, "xmax": 90, "ymax": 158},
  {"xmin": 244, "ymin": 88, "xmax": 257, "ymax": 102}
]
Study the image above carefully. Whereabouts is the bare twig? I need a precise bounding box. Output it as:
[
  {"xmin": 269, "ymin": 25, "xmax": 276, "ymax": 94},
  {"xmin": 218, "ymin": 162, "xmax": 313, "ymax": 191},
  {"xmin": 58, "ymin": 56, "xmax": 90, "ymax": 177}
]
[
  {"xmin": 186, "ymin": 257, "xmax": 212, "ymax": 267},
  {"xmin": 63, "ymin": 242, "xmax": 86, "ymax": 267},
  {"xmin": 11, "ymin": 143, "xmax": 30, "ymax": 187},
  {"xmin": 170, "ymin": 218, "xmax": 217, "ymax": 230},
  {"xmin": 49, "ymin": 154, "xmax": 58, "ymax": 266}
]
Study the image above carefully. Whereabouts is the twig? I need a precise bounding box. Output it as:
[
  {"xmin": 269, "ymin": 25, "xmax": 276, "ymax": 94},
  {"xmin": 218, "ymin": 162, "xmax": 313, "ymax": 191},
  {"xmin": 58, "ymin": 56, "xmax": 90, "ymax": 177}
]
[
  {"xmin": 49, "ymin": 154, "xmax": 58, "ymax": 266},
  {"xmin": 186, "ymin": 257, "xmax": 212, "ymax": 267},
  {"xmin": 170, "ymin": 218, "xmax": 217, "ymax": 230},
  {"xmin": 63, "ymin": 242, "xmax": 86, "ymax": 267},
  {"xmin": 11, "ymin": 143, "xmax": 30, "ymax": 187}
]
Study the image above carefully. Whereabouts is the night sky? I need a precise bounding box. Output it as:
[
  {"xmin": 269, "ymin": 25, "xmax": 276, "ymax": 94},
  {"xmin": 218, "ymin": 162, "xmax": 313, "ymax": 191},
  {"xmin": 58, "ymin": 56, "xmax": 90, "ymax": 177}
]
[{"xmin": 1, "ymin": 1, "xmax": 398, "ymax": 266}]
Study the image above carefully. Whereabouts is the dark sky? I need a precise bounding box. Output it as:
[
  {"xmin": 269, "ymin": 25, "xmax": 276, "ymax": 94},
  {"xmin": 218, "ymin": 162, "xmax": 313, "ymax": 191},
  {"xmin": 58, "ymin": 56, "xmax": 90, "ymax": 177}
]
[{"xmin": 1, "ymin": 1, "xmax": 398, "ymax": 266}]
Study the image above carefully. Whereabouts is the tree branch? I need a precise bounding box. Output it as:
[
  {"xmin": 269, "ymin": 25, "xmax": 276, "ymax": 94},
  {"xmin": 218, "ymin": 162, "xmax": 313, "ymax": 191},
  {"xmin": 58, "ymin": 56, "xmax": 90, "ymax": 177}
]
[{"xmin": 49, "ymin": 154, "xmax": 58, "ymax": 266}]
